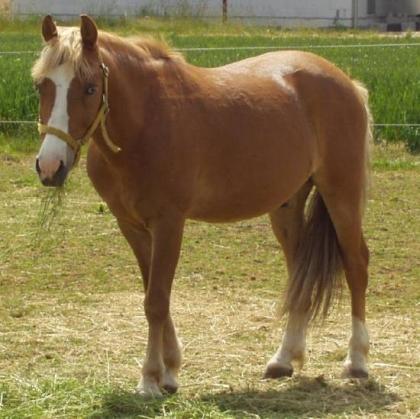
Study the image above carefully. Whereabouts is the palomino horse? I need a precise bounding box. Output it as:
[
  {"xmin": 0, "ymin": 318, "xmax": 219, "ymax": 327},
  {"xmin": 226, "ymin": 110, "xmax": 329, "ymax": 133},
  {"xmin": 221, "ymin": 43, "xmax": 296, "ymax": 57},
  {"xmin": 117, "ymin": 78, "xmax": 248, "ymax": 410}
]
[{"xmin": 34, "ymin": 15, "xmax": 372, "ymax": 396}]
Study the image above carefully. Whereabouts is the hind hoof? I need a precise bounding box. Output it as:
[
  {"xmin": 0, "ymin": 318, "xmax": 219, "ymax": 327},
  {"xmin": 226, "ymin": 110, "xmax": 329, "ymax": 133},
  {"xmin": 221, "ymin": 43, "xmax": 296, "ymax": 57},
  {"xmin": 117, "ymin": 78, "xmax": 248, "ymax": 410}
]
[{"xmin": 263, "ymin": 364, "xmax": 293, "ymax": 379}]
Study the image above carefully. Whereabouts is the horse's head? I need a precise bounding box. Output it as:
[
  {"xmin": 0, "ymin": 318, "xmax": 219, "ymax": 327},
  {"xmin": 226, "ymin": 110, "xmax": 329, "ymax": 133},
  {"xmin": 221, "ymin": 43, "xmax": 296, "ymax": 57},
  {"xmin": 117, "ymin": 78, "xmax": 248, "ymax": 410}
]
[{"xmin": 33, "ymin": 15, "xmax": 105, "ymax": 186}]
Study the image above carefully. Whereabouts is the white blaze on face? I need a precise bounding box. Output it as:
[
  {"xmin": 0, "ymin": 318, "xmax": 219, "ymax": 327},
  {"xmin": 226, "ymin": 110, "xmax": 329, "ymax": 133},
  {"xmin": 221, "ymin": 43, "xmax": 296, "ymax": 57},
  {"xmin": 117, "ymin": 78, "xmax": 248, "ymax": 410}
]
[{"xmin": 37, "ymin": 62, "xmax": 76, "ymax": 179}]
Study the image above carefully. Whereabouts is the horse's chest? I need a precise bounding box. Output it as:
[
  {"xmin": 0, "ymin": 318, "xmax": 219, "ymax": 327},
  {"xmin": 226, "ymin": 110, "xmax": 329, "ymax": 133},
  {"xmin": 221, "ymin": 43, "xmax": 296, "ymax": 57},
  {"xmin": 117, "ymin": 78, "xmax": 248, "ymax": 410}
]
[{"xmin": 87, "ymin": 147, "xmax": 139, "ymax": 220}]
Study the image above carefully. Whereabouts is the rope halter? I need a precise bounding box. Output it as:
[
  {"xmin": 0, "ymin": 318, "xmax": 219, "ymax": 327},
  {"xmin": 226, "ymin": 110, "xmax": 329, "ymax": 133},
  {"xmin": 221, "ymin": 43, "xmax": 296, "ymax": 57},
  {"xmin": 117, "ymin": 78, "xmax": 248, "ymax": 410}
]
[{"xmin": 38, "ymin": 61, "xmax": 121, "ymax": 166}]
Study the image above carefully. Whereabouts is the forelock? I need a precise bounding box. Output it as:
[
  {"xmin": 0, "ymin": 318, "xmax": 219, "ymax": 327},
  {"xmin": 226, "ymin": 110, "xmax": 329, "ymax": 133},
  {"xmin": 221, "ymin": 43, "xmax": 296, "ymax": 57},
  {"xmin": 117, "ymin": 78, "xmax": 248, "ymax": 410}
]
[{"xmin": 32, "ymin": 27, "xmax": 93, "ymax": 82}]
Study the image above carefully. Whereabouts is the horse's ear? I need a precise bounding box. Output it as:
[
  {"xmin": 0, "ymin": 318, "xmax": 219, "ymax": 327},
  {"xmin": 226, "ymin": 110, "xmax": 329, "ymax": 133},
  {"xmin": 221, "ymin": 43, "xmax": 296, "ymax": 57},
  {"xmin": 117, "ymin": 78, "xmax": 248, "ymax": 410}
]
[
  {"xmin": 42, "ymin": 15, "xmax": 58, "ymax": 43},
  {"xmin": 80, "ymin": 15, "xmax": 98, "ymax": 49}
]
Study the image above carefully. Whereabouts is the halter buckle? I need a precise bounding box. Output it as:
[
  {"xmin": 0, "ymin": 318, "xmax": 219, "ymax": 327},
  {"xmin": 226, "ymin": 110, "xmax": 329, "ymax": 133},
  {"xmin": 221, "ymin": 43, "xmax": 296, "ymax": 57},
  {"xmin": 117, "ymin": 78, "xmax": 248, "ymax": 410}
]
[
  {"xmin": 102, "ymin": 94, "xmax": 110, "ymax": 113},
  {"xmin": 100, "ymin": 62, "xmax": 109, "ymax": 78}
]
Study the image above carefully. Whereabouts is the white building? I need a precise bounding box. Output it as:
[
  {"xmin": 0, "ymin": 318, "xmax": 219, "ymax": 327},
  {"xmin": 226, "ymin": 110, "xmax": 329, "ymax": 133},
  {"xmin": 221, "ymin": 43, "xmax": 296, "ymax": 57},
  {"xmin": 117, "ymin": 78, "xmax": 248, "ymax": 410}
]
[{"xmin": 10, "ymin": 0, "xmax": 420, "ymax": 29}]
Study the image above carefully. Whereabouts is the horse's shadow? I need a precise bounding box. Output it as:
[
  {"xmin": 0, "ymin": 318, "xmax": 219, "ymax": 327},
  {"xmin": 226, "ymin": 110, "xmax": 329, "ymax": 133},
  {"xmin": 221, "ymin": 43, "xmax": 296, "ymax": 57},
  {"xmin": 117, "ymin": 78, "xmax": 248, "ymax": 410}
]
[
  {"xmin": 91, "ymin": 376, "xmax": 400, "ymax": 418},
  {"xmin": 200, "ymin": 376, "xmax": 400, "ymax": 418}
]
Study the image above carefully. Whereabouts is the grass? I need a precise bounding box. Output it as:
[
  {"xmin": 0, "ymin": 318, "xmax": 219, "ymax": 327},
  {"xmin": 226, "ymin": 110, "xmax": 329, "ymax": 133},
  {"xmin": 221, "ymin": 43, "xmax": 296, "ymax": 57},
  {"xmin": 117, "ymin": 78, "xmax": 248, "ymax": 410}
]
[
  {"xmin": 0, "ymin": 141, "xmax": 419, "ymax": 417},
  {"xmin": 0, "ymin": 17, "xmax": 419, "ymax": 151}
]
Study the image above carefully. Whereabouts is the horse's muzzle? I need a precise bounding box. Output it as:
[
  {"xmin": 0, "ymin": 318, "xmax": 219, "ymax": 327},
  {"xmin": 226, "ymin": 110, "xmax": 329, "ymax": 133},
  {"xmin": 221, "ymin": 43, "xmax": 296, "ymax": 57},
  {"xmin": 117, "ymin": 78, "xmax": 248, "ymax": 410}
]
[{"xmin": 36, "ymin": 158, "xmax": 68, "ymax": 187}]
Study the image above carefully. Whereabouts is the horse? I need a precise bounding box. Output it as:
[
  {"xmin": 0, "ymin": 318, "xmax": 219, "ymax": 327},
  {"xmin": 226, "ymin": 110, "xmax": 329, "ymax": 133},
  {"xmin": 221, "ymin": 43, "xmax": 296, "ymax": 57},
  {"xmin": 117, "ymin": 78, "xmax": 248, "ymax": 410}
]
[{"xmin": 33, "ymin": 15, "xmax": 372, "ymax": 396}]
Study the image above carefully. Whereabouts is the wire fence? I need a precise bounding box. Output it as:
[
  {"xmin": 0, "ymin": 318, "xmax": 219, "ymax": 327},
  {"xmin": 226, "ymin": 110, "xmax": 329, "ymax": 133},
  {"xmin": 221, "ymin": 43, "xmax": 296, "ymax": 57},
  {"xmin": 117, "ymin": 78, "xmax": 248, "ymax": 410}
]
[
  {"xmin": 1, "ymin": 41, "xmax": 420, "ymax": 54},
  {"xmin": 1, "ymin": 41, "xmax": 420, "ymax": 128}
]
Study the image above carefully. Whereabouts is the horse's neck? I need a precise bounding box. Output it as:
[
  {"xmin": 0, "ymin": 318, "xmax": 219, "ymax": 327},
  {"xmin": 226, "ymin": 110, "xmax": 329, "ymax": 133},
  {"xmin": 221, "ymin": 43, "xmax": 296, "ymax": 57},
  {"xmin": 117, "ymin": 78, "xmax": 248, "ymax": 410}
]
[
  {"xmin": 97, "ymin": 50, "xmax": 148, "ymax": 147},
  {"xmin": 105, "ymin": 47, "xmax": 190, "ymax": 120},
  {"xmin": 96, "ymin": 42, "xmax": 201, "ymax": 156}
]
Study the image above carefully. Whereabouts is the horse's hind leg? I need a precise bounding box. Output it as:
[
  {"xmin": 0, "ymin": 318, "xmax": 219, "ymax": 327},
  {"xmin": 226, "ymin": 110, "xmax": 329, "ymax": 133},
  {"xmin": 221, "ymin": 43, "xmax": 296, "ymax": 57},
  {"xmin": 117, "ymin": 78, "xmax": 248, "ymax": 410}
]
[
  {"xmin": 315, "ymin": 175, "xmax": 370, "ymax": 378},
  {"xmin": 264, "ymin": 181, "xmax": 312, "ymax": 378},
  {"xmin": 343, "ymin": 234, "xmax": 370, "ymax": 378}
]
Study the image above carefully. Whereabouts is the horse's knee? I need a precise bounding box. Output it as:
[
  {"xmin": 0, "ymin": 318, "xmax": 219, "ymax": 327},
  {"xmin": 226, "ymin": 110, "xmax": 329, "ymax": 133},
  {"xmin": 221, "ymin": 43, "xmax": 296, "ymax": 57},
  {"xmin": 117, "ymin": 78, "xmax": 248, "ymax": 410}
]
[{"xmin": 144, "ymin": 298, "xmax": 169, "ymax": 324}]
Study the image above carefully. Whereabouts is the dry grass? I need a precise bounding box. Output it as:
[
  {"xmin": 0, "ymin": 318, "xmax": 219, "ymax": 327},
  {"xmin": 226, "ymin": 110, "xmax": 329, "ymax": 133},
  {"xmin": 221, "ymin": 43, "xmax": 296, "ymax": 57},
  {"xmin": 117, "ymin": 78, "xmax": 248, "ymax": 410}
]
[{"xmin": 0, "ymin": 144, "xmax": 419, "ymax": 418}]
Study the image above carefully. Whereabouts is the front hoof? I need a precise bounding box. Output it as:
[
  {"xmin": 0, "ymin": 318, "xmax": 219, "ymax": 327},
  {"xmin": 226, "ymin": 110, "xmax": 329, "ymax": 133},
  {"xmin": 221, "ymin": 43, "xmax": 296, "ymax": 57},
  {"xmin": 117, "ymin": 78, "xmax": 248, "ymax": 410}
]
[
  {"xmin": 343, "ymin": 367, "xmax": 369, "ymax": 379},
  {"xmin": 162, "ymin": 383, "xmax": 178, "ymax": 394},
  {"xmin": 263, "ymin": 363, "xmax": 294, "ymax": 379},
  {"xmin": 161, "ymin": 368, "xmax": 179, "ymax": 394},
  {"xmin": 136, "ymin": 380, "xmax": 163, "ymax": 398}
]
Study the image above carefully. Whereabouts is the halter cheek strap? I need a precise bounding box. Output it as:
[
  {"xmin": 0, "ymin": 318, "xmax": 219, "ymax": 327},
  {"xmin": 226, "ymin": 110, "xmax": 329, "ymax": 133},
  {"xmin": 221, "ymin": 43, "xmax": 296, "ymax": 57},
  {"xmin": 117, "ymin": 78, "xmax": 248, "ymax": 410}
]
[{"xmin": 38, "ymin": 62, "xmax": 121, "ymax": 166}]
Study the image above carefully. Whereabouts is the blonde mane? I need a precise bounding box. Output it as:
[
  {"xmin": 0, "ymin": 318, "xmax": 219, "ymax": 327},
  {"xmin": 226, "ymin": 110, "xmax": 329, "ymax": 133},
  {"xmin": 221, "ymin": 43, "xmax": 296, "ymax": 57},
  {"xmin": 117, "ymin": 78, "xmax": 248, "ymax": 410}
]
[
  {"xmin": 129, "ymin": 35, "xmax": 184, "ymax": 62},
  {"xmin": 32, "ymin": 27, "xmax": 184, "ymax": 82}
]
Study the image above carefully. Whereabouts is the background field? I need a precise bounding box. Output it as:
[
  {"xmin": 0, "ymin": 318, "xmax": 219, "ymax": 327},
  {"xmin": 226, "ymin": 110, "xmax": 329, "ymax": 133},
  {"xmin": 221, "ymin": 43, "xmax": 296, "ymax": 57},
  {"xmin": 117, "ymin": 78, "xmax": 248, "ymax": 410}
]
[
  {"xmin": 0, "ymin": 17, "xmax": 419, "ymax": 419},
  {"xmin": 0, "ymin": 18, "xmax": 419, "ymax": 151}
]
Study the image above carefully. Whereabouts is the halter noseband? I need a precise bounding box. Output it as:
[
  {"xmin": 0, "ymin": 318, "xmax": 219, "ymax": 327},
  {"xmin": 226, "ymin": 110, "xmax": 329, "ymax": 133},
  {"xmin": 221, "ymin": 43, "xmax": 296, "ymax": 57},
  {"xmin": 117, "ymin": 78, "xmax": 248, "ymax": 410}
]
[{"xmin": 37, "ymin": 61, "xmax": 121, "ymax": 165}]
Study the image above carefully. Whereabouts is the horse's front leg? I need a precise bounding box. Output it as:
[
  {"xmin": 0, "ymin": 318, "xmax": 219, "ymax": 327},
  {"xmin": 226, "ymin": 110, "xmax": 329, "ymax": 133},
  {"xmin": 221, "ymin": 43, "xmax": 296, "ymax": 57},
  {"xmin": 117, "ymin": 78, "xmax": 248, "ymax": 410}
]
[
  {"xmin": 138, "ymin": 215, "xmax": 184, "ymax": 397},
  {"xmin": 117, "ymin": 220, "xmax": 182, "ymax": 393},
  {"xmin": 161, "ymin": 316, "xmax": 182, "ymax": 394}
]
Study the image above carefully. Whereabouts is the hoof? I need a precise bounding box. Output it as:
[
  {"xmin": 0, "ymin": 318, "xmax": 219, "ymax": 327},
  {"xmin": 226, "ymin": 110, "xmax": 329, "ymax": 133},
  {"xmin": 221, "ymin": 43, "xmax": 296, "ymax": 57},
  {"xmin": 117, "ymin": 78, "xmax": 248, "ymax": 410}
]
[
  {"xmin": 343, "ymin": 367, "xmax": 369, "ymax": 379},
  {"xmin": 263, "ymin": 364, "xmax": 294, "ymax": 379},
  {"xmin": 162, "ymin": 384, "xmax": 178, "ymax": 395},
  {"xmin": 136, "ymin": 388, "xmax": 163, "ymax": 398},
  {"xmin": 136, "ymin": 380, "xmax": 163, "ymax": 398},
  {"xmin": 161, "ymin": 369, "xmax": 179, "ymax": 395}
]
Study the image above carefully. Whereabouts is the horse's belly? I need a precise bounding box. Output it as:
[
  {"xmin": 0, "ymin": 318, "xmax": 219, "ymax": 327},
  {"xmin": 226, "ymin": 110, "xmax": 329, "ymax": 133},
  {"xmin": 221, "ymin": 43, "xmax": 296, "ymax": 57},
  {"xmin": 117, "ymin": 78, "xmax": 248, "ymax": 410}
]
[
  {"xmin": 188, "ymin": 194, "xmax": 290, "ymax": 222},
  {"xmin": 187, "ymin": 149, "xmax": 313, "ymax": 222}
]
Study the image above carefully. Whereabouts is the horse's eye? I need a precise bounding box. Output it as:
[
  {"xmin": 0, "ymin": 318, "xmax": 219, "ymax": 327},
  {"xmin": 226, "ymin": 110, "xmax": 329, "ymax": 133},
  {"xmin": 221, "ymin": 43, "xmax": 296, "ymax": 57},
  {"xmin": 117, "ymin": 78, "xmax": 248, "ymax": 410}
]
[{"xmin": 85, "ymin": 84, "xmax": 96, "ymax": 95}]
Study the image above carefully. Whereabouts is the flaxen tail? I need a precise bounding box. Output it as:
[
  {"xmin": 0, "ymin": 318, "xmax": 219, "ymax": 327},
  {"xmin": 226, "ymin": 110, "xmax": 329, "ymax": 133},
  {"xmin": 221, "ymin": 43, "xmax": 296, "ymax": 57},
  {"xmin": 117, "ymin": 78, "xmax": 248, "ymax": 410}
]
[
  {"xmin": 282, "ymin": 80, "xmax": 372, "ymax": 322},
  {"xmin": 282, "ymin": 190, "xmax": 343, "ymax": 321}
]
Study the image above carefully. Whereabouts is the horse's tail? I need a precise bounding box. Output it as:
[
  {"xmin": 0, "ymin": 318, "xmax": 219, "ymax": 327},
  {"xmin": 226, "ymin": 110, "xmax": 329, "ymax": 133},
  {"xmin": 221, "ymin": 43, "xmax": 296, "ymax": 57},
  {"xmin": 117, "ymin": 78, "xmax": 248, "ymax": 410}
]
[
  {"xmin": 282, "ymin": 79, "xmax": 372, "ymax": 322},
  {"xmin": 281, "ymin": 189, "xmax": 343, "ymax": 321},
  {"xmin": 352, "ymin": 79, "xmax": 373, "ymax": 213}
]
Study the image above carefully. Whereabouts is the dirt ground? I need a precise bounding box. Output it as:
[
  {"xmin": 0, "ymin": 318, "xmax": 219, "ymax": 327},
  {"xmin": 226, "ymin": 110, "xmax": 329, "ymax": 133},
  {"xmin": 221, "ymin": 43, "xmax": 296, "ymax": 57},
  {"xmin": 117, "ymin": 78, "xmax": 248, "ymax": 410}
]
[{"xmin": 0, "ymin": 145, "xmax": 419, "ymax": 417}]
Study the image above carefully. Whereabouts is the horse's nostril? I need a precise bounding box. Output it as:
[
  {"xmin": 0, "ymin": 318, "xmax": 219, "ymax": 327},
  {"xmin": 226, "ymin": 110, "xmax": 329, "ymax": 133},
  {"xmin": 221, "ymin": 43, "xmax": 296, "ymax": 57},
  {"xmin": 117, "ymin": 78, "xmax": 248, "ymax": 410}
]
[
  {"xmin": 52, "ymin": 160, "xmax": 68, "ymax": 187},
  {"xmin": 36, "ymin": 158, "xmax": 68, "ymax": 187},
  {"xmin": 35, "ymin": 158, "xmax": 41, "ymax": 174}
]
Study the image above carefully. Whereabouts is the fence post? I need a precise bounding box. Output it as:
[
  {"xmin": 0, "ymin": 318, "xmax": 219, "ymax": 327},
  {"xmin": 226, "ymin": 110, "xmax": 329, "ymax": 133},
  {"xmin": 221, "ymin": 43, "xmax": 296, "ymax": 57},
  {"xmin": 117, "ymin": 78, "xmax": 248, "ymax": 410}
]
[
  {"xmin": 222, "ymin": 0, "xmax": 227, "ymax": 23},
  {"xmin": 352, "ymin": 0, "xmax": 359, "ymax": 28}
]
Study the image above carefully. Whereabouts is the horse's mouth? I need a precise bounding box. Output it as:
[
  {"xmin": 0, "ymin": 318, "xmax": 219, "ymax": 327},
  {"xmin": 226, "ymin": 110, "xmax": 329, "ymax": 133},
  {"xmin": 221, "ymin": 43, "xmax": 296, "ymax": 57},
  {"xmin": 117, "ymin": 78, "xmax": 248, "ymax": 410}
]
[{"xmin": 37, "ymin": 159, "xmax": 68, "ymax": 187}]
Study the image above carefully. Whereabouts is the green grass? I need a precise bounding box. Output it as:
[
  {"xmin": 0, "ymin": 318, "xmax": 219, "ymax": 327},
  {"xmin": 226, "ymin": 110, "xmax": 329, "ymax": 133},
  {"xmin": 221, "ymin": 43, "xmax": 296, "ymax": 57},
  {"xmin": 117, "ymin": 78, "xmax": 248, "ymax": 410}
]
[
  {"xmin": 0, "ymin": 142, "xmax": 419, "ymax": 417},
  {"xmin": 0, "ymin": 17, "xmax": 419, "ymax": 151}
]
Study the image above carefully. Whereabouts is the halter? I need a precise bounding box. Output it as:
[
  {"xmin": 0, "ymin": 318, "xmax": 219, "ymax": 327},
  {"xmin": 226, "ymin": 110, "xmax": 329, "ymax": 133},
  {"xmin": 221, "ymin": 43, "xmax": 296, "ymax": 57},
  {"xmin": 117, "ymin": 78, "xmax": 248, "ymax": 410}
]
[{"xmin": 37, "ymin": 61, "xmax": 121, "ymax": 166}]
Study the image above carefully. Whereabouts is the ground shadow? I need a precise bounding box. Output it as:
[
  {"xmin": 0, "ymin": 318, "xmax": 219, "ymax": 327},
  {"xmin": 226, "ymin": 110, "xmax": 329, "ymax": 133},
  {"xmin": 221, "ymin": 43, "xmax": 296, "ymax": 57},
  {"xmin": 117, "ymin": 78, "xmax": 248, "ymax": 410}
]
[
  {"xmin": 90, "ymin": 376, "xmax": 400, "ymax": 418},
  {"xmin": 89, "ymin": 387, "xmax": 167, "ymax": 418},
  {"xmin": 200, "ymin": 376, "xmax": 401, "ymax": 418}
]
